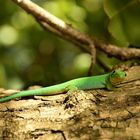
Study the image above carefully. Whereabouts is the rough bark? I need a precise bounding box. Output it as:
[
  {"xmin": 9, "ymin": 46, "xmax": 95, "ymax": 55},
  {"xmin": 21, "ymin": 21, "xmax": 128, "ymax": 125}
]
[{"xmin": 0, "ymin": 66, "xmax": 140, "ymax": 140}]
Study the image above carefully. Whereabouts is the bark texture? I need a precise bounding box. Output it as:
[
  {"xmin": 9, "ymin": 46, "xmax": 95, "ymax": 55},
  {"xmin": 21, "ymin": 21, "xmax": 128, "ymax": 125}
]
[{"xmin": 0, "ymin": 66, "xmax": 140, "ymax": 140}]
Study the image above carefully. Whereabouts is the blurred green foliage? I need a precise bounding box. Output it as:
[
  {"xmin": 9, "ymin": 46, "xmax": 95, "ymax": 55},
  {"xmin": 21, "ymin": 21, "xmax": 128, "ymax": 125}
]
[
  {"xmin": 104, "ymin": 0, "xmax": 140, "ymax": 46},
  {"xmin": 0, "ymin": 0, "xmax": 139, "ymax": 89}
]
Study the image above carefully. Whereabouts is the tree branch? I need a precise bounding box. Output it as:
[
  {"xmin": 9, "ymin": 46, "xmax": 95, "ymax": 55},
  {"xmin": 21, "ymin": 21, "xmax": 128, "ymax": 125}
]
[
  {"xmin": 12, "ymin": 0, "xmax": 140, "ymax": 60},
  {"xmin": 0, "ymin": 66, "xmax": 140, "ymax": 139}
]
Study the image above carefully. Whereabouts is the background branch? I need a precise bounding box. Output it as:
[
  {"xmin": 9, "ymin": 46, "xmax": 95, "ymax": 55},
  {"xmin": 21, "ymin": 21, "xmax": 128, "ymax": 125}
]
[{"xmin": 12, "ymin": 0, "xmax": 140, "ymax": 60}]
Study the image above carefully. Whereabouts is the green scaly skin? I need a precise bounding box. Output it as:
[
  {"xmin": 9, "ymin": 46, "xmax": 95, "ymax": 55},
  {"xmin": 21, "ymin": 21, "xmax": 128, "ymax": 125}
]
[{"xmin": 0, "ymin": 70, "xmax": 126, "ymax": 103}]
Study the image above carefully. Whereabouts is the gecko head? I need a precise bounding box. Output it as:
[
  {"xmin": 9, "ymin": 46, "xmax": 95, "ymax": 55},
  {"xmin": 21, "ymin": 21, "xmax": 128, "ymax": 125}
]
[{"xmin": 109, "ymin": 70, "xmax": 126, "ymax": 85}]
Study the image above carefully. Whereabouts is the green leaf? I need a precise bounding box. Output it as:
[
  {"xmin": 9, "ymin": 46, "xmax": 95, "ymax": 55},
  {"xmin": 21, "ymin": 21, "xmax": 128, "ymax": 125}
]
[
  {"xmin": 104, "ymin": 0, "xmax": 132, "ymax": 18},
  {"xmin": 104, "ymin": 0, "xmax": 140, "ymax": 46}
]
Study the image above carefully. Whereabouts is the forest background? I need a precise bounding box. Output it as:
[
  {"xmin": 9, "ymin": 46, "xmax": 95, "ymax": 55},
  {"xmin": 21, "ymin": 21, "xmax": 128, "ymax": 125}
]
[{"xmin": 0, "ymin": 0, "xmax": 140, "ymax": 89}]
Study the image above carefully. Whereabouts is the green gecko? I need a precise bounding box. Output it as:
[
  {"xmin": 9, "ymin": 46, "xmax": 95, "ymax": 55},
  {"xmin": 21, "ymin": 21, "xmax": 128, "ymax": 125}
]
[{"xmin": 0, "ymin": 70, "xmax": 126, "ymax": 103}]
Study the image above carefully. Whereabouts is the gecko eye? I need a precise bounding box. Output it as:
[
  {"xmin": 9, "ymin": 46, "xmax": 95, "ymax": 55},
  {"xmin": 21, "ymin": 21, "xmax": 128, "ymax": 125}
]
[
  {"xmin": 112, "ymin": 70, "xmax": 115, "ymax": 74},
  {"xmin": 125, "ymin": 73, "xmax": 127, "ymax": 76}
]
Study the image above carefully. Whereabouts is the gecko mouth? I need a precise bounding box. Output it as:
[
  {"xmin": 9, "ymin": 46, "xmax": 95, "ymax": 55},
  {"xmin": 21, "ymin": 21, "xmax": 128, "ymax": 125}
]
[{"xmin": 110, "ymin": 77, "xmax": 124, "ymax": 85}]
